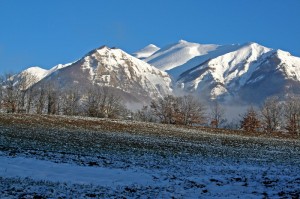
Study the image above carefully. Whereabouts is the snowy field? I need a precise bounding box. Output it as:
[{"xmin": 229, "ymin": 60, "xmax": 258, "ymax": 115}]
[{"xmin": 0, "ymin": 114, "xmax": 300, "ymax": 198}]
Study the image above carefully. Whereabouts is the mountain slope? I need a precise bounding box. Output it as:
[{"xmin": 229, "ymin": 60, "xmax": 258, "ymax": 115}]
[
  {"xmin": 37, "ymin": 46, "xmax": 172, "ymax": 102},
  {"xmin": 13, "ymin": 66, "xmax": 49, "ymax": 90},
  {"xmin": 19, "ymin": 66, "xmax": 48, "ymax": 81},
  {"xmin": 16, "ymin": 40, "xmax": 300, "ymax": 106},
  {"xmin": 167, "ymin": 44, "xmax": 243, "ymax": 80},
  {"xmin": 15, "ymin": 63, "xmax": 73, "ymax": 89},
  {"xmin": 144, "ymin": 40, "xmax": 220, "ymax": 71},
  {"xmin": 237, "ymin": 49, "xmax": 300, "ymax": 103},
  {"xmin": 175, "ymin": 42, "xmax": 300, "ymax": 104},
  {"xmin": 132, "ymin": 44, "xmax": 160, "ymax": 59}
]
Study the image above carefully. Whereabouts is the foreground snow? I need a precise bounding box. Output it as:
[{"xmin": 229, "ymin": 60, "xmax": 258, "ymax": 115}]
[
  {"xmin": 0, "ymin": 156, "xmax": 152, "ymax": 187},
  {"xmin": 1, "ymin": 152, "xmax": 299, "ymax": 198}
]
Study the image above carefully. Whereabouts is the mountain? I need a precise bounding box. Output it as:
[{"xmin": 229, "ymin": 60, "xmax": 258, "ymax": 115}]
[
  {"xmin": 19, "ymin": 66, "xmax": 48, "ymax": 82},
  {"xmin": 15, "ymin": 63, "xmax": 72, "ymax": 89},
  {"xmin": 132, "ymin": 44, "xmax": 160, "ymax": 59},
  {"xmin": 16, "ymin": 40, "xmax": 300, "ymax": 107},
  {"xmin": 139, "ymin": 41, "xmax": 300, "ymax": 105},
  {"xmin": 176, "ymin": 43, "xmax": 300, "ymax": 104},
  {"xmin": 166, "ymin": 44, "xmax": 243, "ymax": 80},
  {"xmin": 236, "ymin": 49, "xmax": 300, "ymax": 103},
  {"xmin": 33, "ymin": 46, "xmax": 172, "ymax": 103},
  {"xmin": 144, "ymin": 40, "xmax": 220, "ymax": 71}
]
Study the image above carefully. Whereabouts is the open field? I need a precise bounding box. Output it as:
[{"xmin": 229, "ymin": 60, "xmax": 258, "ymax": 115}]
[{"xmin": 0, "ymin": 114, "xmax": 300, "ymax": 198}]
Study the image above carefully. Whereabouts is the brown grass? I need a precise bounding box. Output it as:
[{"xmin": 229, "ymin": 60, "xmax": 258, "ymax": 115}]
[{"xmin": 0, "ymin": 113, "xmax": 299, "ymax": 141}]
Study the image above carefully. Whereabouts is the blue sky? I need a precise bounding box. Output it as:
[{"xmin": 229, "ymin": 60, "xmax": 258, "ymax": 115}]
[{"xmin": 0, "ymin": 0, "xmax": 299, "ymax": 74}]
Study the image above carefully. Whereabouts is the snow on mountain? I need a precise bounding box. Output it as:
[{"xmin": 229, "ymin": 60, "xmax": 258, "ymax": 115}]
[
  {"xmin": 12, "ymin": 66, "xmax": 48, "ymax": 89},
  {"xmin": 14, "ymin": 63, "xmax": 73, "ymax": 89},
  {"xmin": 144, "ymin": 40, "xmax": 220, "ymax": 71},
  {"xmin": 16, "ymin": 40, "xmax": 300, "ymax": 106},
  {"xmin": 132, "ymin": 44, "xmax": 160, "ymax": 59},
  {"xmin": 175, "ymin": 42, "xmax": 300, "ymax": 104},
  {"xmin": 275, "ymin": 49, "xmax": 300, "ymax": 81},
  {"xmin": 38, "ymin": 45, "xmax": 172, "ymax": 102},
  {"xmin": 176, "ymin": 42, "xmax": 272, "ymax": 99},
  {"xmin": 47, "ymin": 63, "xmax": 73, "ymax": 76},
  {"xmin": 167, "ymin": 44, "xmax": 243, "ymax": 80},
  {"xmin": 20, "ymin": 66, "xmax": 49, "ymax": 81}
]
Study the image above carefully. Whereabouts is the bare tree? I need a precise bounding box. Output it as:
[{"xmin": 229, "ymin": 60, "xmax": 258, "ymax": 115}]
[
  {"xmin": 0, "ymin": 72, "xmax": 38, "ymax": 113},
  {"xmin": 210, "ymin": 100, "xmax": 226, "ymax": 128},
  {"xmin": 97, "ymin": 87, "xmax": 124, "ymax": 118},
  {"xmin": 16, "ymin": 71, "xmax": 38, "ymax": 113},
  {"xmin": 150, "ymin": 95, "xmax": 178, "ymax": 124},
  {"xmin": 150, "ymin": 95, "xmax": 206, "ymax": 125},
  {"xmin": 241, "ymin": 106, "xmax": 261, "ymax": 132},
  {"xmin": 283, "ymin": 96, "xmax": 300, "ymax": 135},
  {"xmin": 61, "ymin": 87, "xmax": 81, "ymax": 116},
  {"xmin": 2, "ymin": 73, "xmax": 18, "ymax": 113},
  {"xmin": 84, "ymin": 86, "xmax": 102, "ymax": 117},
  {"xmin": 35, "ymin": 84, "xmax": 47, "ymax": 114},
  {"xmin": 135, "ymin": 105, "xmax": 156, "ymax": 122},
  {"xmin": 25, "ymin": 87, "xmax": 36, "ymax": 114},
  {"xmin": 84, "ymin": 86, "xmax": 125, "ymax": 118},
  {"xmin": 177, "ymin": 95, "xmax": 206, "ymax": 125},
  {"xmin": 46, "ymin": 83, "xmax": 59, "ymax": 115},
  {"xmin": 105, "ymin": 92, "xmax": 123, "ymax": 118},
  {"xmin": 260, "ymin": 97, "xmax": 282, "ymax": 133}
]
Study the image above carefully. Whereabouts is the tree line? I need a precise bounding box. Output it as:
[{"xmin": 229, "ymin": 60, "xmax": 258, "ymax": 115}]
[
  {"xmin": 240, "ymin": 96, "xmax": 300, "ymax": 135},
  {"xmin": 0, "ymin": 72, "xmax": 126, "ymax": 118},
  {"xmin": 0, "ymin": 72, "xmax": 300, "ymax": 136}
]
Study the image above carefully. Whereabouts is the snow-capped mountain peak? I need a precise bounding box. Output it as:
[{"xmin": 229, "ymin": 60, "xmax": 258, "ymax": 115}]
[
  {"xmin": 21, "ymin": 66, "xmax": 49, "ymax": 80},
  {"xmin": 31, "ymin": 45, "xmax": 172, "ymax": 103},
  {"xmin": 178, "ymin": 39, "xmax": 188, "ymax": 43},
  {"xmin": 132, "ymin": 44, "xmax": 160, "ymax": 59},
  {"xmin": 168, "ymin": 41, "xmax": 300, "ymax": 104},
  {"xmin": 14, "ymin": 40, "xmax": 300, "ymax": 106},
  {"xmin": 14, "ymin": 62, "xmax": 74, "ymax": 89},
  {"xmin": 275, "ymin": 49, "xmax": 300, "ymax": 81},
  {"xmin": 147, "ymin": 44, "xmax": 159, "ymax": 48},
  {"xmin": 144, "ymin": 40, "xmax": 220, "ymax": 71}
]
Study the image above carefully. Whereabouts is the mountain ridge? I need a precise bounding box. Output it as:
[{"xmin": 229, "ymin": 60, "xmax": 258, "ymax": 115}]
[
  {"xmin": 26, "ymin": 45, "xmax": 172, "ymax": 104},
  {"xmin": 132, "ymin": 44, "xmax": 160, "ymax": 60},
  {"xmin": 135, "ymin": 40, "xmax": 300, "ymax": 104},
  {"xmin": 14, "ymin": 40, "xmax": 300, "ymax": 106}
]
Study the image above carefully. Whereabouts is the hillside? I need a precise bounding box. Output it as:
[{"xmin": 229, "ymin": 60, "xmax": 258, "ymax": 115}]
[
  {"xmin": 144, "ymin": 40, "xmax": 220, "ymax": 71},
  {"xmin": 29, "ymin": 46, "xmax": 173, "ymax": 103},
  {"xmin": 136, "ymin": 40, "xmax": 300, "ymax": 104}
]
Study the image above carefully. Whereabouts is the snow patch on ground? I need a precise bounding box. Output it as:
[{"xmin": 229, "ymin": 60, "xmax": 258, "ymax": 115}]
[{"xmin": 0, "ymin": 156, "xmax": 153, "ymax": 187}]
